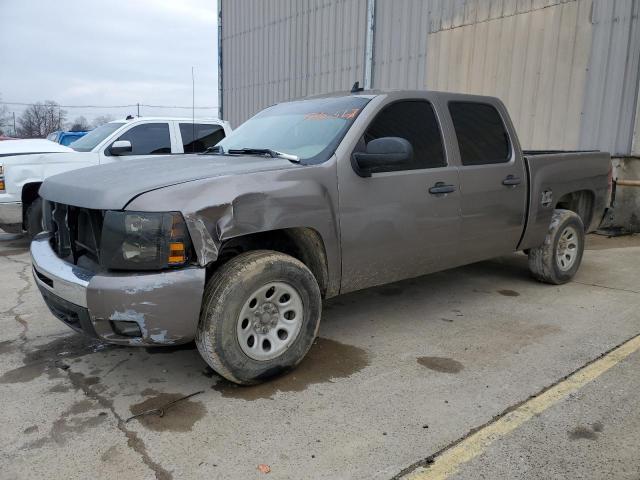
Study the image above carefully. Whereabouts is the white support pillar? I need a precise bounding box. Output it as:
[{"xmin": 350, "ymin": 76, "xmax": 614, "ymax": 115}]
[
  {"xmin": 363, "ymin": 0, "xmax": 376, "ymax": 90},
  {"xmin": 217, "ymin": 0, "xmax": 224, "ymax": 120}
]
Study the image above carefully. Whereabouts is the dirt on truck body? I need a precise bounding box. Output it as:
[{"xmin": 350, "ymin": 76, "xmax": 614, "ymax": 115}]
[{"xmin": 31, "ymin": 89, "xmax": 611, "ymax": 384}]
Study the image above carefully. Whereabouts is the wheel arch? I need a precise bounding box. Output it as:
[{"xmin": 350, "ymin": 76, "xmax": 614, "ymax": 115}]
[
  {"xmin": 20, "ymin": 181, "xmax": 42, "ymax": 226},
  {"xmin": 554, "ymin": 189, "xmax": 594, "ymax": 231},
  {"xmin": 205, "ymin": 227, "xmax": 333, "ymax": 298}
]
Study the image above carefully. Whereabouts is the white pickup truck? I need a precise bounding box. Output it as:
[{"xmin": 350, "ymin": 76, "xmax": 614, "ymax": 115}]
[{"xmin": 0, "ymin": 116, "xmax": 231, "ymax": 236}]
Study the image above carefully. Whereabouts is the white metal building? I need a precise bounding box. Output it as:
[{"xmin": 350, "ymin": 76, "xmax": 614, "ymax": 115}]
[{"xmin": 219, "ymin": 0, "xmax": 640, "ymax": 158}]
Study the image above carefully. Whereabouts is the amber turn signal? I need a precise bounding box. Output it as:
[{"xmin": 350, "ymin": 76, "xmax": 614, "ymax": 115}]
[{"xmin": 168, "ymin": 242, "xmax": 186, "ymax": 265}]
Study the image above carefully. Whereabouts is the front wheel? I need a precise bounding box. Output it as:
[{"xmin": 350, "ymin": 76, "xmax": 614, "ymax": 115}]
[
  {"xmin": 528, "ymin": 209, "xmax": 585, "ymax": 285},
  {"xmin": 196, "ymin": 250, "xmax": 322, "ymax": 385}
]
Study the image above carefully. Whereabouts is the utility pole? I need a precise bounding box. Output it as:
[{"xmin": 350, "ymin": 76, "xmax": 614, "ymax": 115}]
[
  {"xmin": 137, "ymin": 103, "xmax": 140, "ymax": 117},
  {"xmin": 192, "ymin": 66, "xmax": 196, "ymax": 153},
  {"xmin": 12, "ymin": 112, "xmax": 16, "ymax": 137}
]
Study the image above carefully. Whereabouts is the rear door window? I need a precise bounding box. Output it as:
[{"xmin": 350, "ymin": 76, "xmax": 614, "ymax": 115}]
[
  {"xmin": 111, "ymin": 123, "xmax": 171, "ymax": 155},
  {"xmin": 362, "ymin": 100, "xmax": 446, "ymax": 171},
  {"xmin": 449, "ymin": 102, "xmax": 510, "ymax": 166},
  {"xmin": 179, "ymin": 123, "xmax": 226, "ymax": 153}
]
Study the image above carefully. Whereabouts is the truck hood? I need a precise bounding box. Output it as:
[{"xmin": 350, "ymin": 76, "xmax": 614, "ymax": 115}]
[
  {"xmin": 0, "ymin": 138, "xmax": 73, "ymax": 155},
  {"xmin": 0, "ymin": 151, "xmax": 98, "ymax": 166},
  {"xmin": 39, "ymin": 154, "xmax": 300, "ymax": 210}
]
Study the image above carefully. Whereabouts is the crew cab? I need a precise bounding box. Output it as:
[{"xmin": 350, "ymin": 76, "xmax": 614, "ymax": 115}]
[
  {"xmin": 31, "ymin": 90, "xmax": 611, "ymax": 385},
  {"xmin": 0, "ymin": 116, "xmax": 231, "ymax": 236}
]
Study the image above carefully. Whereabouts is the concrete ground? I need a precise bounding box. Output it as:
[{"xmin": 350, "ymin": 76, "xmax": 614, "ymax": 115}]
[{"xmin": 0, "ymin": 230, "xmax": 639, "ymax": 480}]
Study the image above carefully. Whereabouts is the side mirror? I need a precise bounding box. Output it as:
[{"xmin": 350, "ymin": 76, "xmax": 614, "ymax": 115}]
[
  {"xmin": 110, "ymin": 140, "xmax": 132, "ymax": 156},
  {"xmin": 351, "ymin": 137, "xmax": 413, "ymax": 177}
]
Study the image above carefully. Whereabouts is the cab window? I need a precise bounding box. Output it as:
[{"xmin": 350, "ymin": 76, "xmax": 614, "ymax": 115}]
[
  {"xmin": 180, "ymin": 123, "xmax": 226, "ymax": 153},
  {"xmin": 361, "ymin": 100, "xmax": 446, "ymax": 171},
  {"xmin": 449, "ymin": 102, "xmax": 510, "ymax": 166},
  {"xmin": 109, "ymin": 123, "xmax": 171, "ymax": 155}
]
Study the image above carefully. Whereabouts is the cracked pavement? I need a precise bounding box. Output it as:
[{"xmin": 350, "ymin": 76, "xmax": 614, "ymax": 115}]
[{"xmin": 1, "ymin": 231, "xmax": 639, "ymax": 479}]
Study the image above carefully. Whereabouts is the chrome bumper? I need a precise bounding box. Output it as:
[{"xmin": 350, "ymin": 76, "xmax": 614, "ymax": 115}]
[
  {"xmin": 31, "ymin": 233, "xmax": 93, "ymax": 307},
  {"xmin": 30, "ymin": 233, "xmax": 206, "ymax": 346},
  {"xmin": 0, "ymin": 201, "xmax": 22, "ymax": 226}
]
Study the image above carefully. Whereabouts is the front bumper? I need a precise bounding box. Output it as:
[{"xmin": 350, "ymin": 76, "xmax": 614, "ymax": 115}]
[
  {"xmin": 0, "ymin": 201, "xmax": 22, "ymax": 230},
  {"xmin": 30, "ymin": 233, "xmax": 206, "ymax": 346}
]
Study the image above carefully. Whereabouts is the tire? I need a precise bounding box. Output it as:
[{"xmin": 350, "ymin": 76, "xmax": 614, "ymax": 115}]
[
  {"xmin": 528, "ymin": 209, "xmax": 585, "ymax": 285},
  {"xmin": 25, "ymin": 197, "xmax": 44, "ymax": 239},
  {"xmin": 196, "ymin": 250, "xmax": 322, "ymax": 385}
]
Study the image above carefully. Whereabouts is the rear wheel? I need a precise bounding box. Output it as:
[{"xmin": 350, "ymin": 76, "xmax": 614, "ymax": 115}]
[
  {"xmin": 196, "ymin": 250, "xmax": 322, "ymax": 385},
  {"xmin": 527, "ymin": 209, "xmax": 585, "ymax": 285},
  {"xmin": 25, "ymin": 197, "xmax": 44, "ymax": 239}
]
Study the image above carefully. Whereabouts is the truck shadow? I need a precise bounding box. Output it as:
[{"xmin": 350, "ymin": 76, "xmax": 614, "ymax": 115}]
[
  {"xmin": 9, "ymin": 250, "xmax": 540, "ymax": 431},
  {"xmin": 0, "ymin": 231, "xmax": 30, "ymax": 254},
  {"xmin": 324, "ymin": 253, "xmax": 531, "ymax": 315}
]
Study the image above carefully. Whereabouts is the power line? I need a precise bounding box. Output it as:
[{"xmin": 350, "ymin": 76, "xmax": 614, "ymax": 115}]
[
  {"xmin": 0, "ymin": 101, "xmax": 219, "ymax": 110},
  {"xmin": 144, "ymin": 103, "xmax": 218, "ymax": 110}
]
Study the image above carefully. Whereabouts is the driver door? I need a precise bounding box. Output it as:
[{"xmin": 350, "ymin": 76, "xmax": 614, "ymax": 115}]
[{"xmin": 337, "ymin": 99, "xmax": 461, "ymax": 293}]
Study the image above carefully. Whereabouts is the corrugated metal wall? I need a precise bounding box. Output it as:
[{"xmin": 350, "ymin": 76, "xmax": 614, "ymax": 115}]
[
  {"xmin": 423, "ymin": 0, "xmax": 595, "ymax": 151},
  {"xmin": 421, "ymin": 0, "xmax": 640, "ymax": 154},
  {"xmin": 221, "ymin": 0, "xmax": 368, "ymax": 127},
  {"xmin": 220, "ymin": 0, "xmax": 640, "ymax": 155},
  {"xmin": 580, "ymin": 0, "xmax": 640, "ymax": 155}
]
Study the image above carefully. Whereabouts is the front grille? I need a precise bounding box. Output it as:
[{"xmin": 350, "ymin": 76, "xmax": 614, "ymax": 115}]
[{"xmin": 44, "ymin": 200, "xmax": 104, "ymax": 265}]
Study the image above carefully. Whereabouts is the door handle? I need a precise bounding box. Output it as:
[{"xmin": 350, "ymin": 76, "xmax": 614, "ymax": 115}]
[
  {"xmin": 429, "ymin": 182, "xmax": 456, "ymax": 195},
  {"xmin": 502, "ymin": 175, "xmax": 522, "ymax": 186}
]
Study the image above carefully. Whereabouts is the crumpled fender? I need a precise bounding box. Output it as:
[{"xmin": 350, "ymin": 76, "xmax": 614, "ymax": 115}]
[{"xmin": 125, "ymin": 158, "xmax": 342, "ymax": 294}]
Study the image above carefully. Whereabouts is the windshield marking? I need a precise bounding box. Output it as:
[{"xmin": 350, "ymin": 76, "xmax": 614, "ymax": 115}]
[{"xmin": 304, "ymin": 108, "xmax": 360, "ymax": 121}]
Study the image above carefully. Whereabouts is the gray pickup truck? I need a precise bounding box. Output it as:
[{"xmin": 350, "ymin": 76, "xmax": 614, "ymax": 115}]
[{"xmin": 31, "ymin": 90, "xmax": 611, "ymax": 384}]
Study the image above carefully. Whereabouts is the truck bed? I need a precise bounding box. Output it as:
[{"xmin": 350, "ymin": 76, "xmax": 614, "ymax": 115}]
[{"xmin": 518, "ymin": 150, "xmax": 611, "ymax": 251}]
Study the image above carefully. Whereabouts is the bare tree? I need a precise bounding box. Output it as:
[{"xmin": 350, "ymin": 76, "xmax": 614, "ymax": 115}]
[
  {"xmin": 0, "ymin": 94, "xmax": 11, "ymax": 136},
  {"xmin": 17, "ymin": 101, "xmax": 67, "ymax": 138},
  {"xmin": 91, "ymin": 114, "xmax": 115, "ymax": 128},
  {"xmin": 69, "ymin": 115, "xmax": 91, "ymax": 131}
]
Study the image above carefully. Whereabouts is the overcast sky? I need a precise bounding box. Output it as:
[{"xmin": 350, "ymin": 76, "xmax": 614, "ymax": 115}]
[{"xmin": 0, "ymin": 0, "xmax": 219, "ymax": 126}]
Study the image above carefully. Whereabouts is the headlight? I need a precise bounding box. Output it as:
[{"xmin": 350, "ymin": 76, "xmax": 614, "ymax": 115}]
[
  {"xmin": 100, "ymin": 211, "xmax": 192, "ymax": 270},
  {"xmin": 0, "ymin": 164, "xmax": 5, "ymax": 192}
]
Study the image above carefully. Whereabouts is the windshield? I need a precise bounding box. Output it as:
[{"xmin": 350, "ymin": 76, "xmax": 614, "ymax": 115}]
[
  {"xmin": 216, "ymin": 96, "xmax": 370, "ymax": 163},
  {"xmin": 70, "ymin": 122, "xmax": 124, "ymax": 152}
]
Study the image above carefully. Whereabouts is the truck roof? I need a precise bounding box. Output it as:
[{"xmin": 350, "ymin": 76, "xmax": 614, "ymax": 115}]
[
  {"xmin": 109, "ymin": 116, "xmax": 226, "ymax": 123},
  {"xmin": 287, "ymin": 88, "xmax": 502, "ymax": 105}
]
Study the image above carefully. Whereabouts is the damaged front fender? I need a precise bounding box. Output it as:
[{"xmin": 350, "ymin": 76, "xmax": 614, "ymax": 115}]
[{"xmin": 126, "ymin": 159, "xmax": 342, "ymax": 295}]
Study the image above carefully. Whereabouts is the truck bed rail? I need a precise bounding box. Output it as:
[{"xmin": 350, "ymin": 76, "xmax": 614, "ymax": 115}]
[{"xmin": 523, "ymin": 150, "xmax": 599, "ymax": 156}]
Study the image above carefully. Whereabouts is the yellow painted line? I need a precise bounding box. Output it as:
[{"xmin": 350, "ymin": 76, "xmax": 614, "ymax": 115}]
[{"xmin": 403, "ymin": 334, "xmax": 640, "ymax": 480}]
